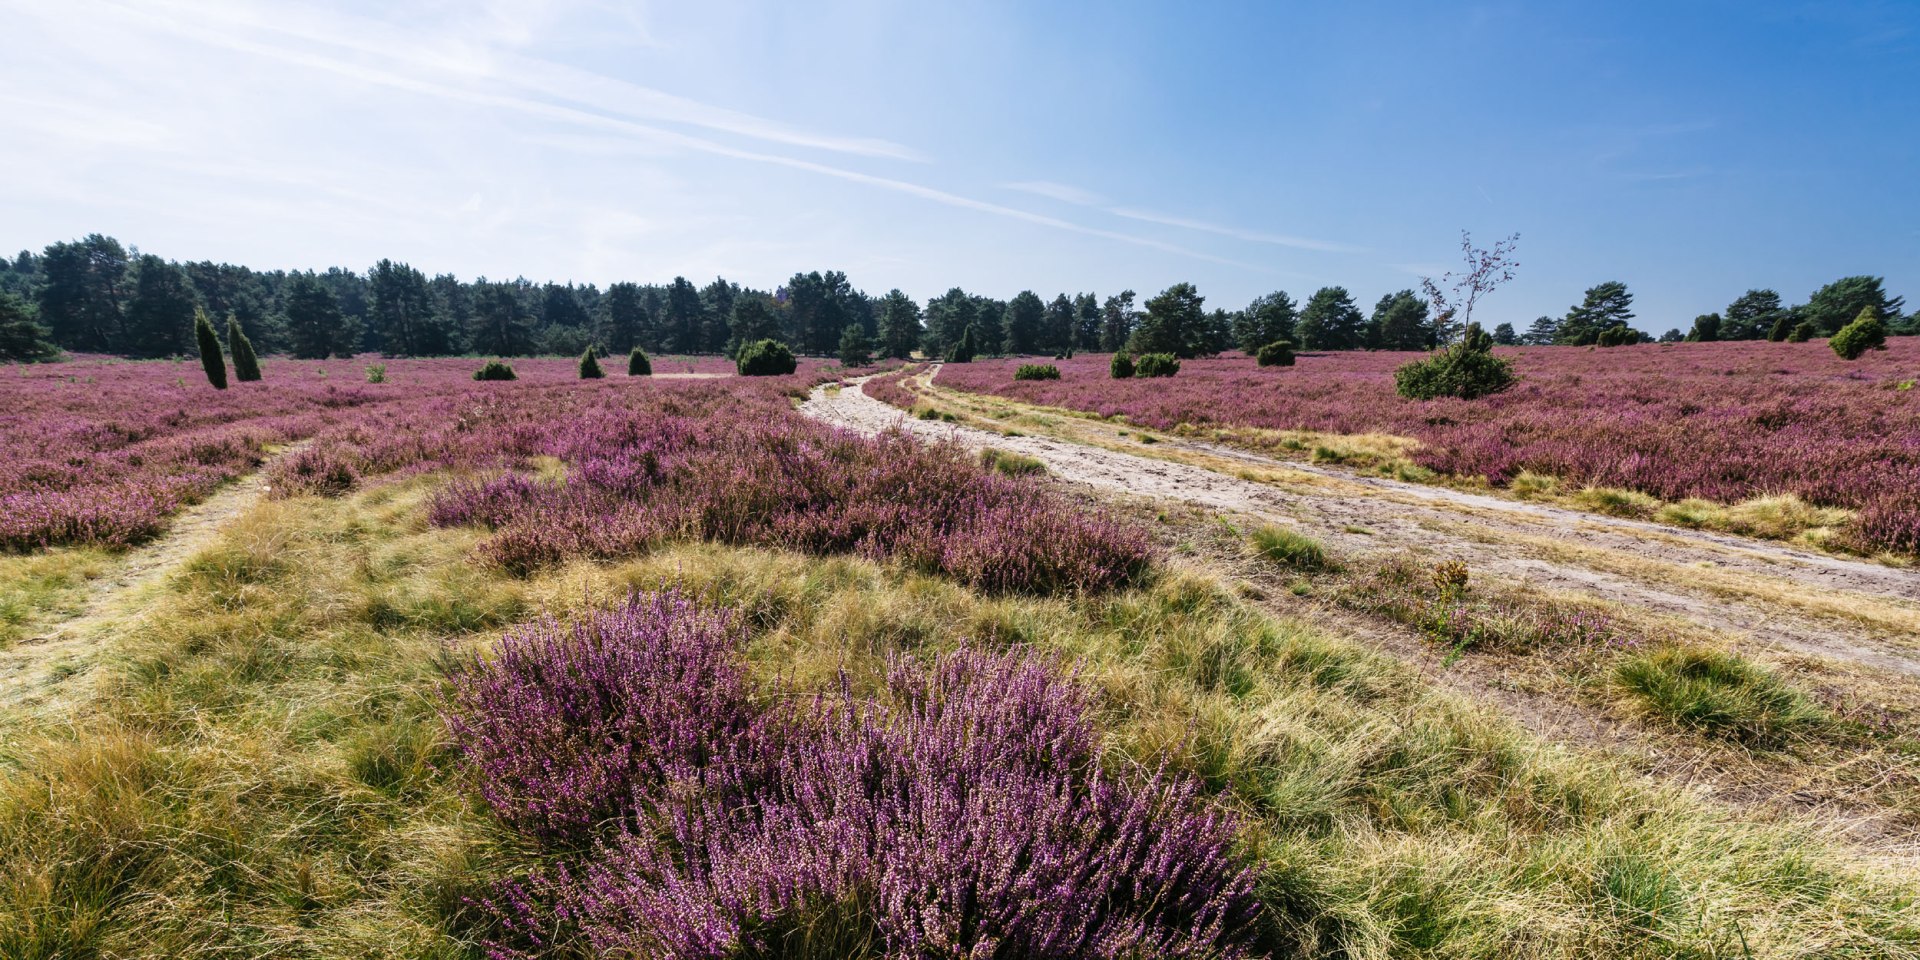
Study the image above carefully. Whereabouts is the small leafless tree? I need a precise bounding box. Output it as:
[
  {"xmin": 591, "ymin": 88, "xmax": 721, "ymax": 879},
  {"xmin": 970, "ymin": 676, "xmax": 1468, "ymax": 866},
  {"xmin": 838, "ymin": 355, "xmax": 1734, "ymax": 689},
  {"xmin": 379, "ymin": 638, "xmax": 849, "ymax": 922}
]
[{"xmin": 1421, "ymin": 231, "xmax": 1518, "ymax": 345}]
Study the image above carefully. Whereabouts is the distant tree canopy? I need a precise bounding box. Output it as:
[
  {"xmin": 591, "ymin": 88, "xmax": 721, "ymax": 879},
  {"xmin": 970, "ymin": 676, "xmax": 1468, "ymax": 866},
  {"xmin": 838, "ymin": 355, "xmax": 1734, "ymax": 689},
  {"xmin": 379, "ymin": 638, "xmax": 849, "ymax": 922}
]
[
  {"xmin": 1369, "ymin": 290, "xmax": 1433, "ymax": 351},
  {"xmin": 1233, "ymin": 291, "xmax": 1297, "ymax": 355},
  {"xmin": 1003, "ymin": 291, "xmax": 1047, "ymax": 355},
  {"xmin": 1128, "ymin": 283, "xmax": 1207, "ymax": 358},
  {"xmin": 1722, "ymin": 289, "xmax": 1785, "ymax": 341},
  {"xmin": 1556, "ymin": 281, "xmax": 1636, "ymax": 346},
  {"xmin": 2, "ymin": 234, "xmax": 1907, "ymax": 361},
  {"xmin": 1804, "ymin": 276, "xmax": 1904, "ymax": 335},
  {"xmin": 1296, "ymin": 287, "xmax": 1366, "ymax": 351}
]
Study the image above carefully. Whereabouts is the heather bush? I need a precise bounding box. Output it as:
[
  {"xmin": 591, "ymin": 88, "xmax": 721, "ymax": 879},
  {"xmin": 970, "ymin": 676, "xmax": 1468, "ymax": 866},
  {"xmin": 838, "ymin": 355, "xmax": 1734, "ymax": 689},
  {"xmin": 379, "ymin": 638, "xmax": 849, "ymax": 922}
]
[
  {"xmin": 737, "ymin": 338, "xmax": 797, "ymax": 376},
  {"xmin": 420, "ymin": 391, "xmax": 1152, "ymax": 593},
  {"xmin": 1394, "ymin": 323, "xmax": 1514, "ymax": 400},
  {"xmin": 1255, "ymin": 340, "xmax": 1295, "ymax": 367},
  {"xmin": 441, "ymin": 591, "xmax": 759, "ymax": 842},
  {"xmin": 1110, "ymin": 352, "xmax": 1134, "ymax": 378},
  {"xmin": 1135, "ymin": 352, "xmax": 1180, "ymax": 377},
  {"xmin": 627, "ymin": 347, "xmax": 651, "ymax": 376},
  {"xmin": 268, "ymin": 445, "xmax": 360, "ymax": 498},
  {"xmin": 1015, "ymin": 362, "xmax": 1061, "ymax": 381},
  {"xmin": 1849, "ymin": 497, "xmax": 1920, "ymax": 555},
  {"xmin": 1830, "ymin": 307, "xmax": 1887, "ymax": 360},
  {"xmin": 578, "ymin": 347, "xmax": 605, "ymax": 379},
  {"xmin": 461, "ymin": 637, "xmax": 1260, "ymax": 959},
  {"xmin": 474, "ymin": 359, "xmax": 518, "ymax": 381}
]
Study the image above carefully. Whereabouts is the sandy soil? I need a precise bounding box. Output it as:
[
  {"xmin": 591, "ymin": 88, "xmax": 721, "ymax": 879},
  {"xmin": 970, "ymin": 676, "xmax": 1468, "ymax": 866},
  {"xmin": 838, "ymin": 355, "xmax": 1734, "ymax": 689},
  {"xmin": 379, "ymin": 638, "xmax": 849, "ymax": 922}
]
[
  {"xmin": 804, "ymin": 373, "xmax": 1920, "ymax": 680},
  {"xmin": 0, "ymin": 444, "xmax": 306, "ymax": 719}
]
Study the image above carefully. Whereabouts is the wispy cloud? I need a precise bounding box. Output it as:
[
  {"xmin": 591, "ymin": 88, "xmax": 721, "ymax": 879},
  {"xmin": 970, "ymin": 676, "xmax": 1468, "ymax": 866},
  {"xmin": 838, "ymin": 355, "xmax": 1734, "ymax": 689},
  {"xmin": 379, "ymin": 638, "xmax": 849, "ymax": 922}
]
[
  {"xmin": 1002, "ymin": 180, "xmax": 1110, "ymax": 206},
  {"xmin": 1003, "ymin": 178, "xmax": 1361, "ymax": 254},
  {"xmin": 1107, "ymin": 207, "xmax": 1362, "ymax": 253},
  {"xmin": 107, "ymin": 0, "xmax": 928, "ymax": 162},
  {"xmin": 27, "ymin": 0, "xmax": 1258, "ymax": 270}
]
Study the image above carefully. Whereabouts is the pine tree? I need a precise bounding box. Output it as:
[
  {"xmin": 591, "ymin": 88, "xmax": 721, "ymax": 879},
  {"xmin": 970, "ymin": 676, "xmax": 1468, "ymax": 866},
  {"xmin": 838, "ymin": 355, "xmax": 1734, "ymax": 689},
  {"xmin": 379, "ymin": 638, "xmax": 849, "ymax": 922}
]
[
  {"xmin": 1522, "ymin": 315, "xmax": 1559, "ymax": 345},
  {"xmin": 284, "ymin": 272, "xmax": 345, "ymax": 359},
  {"xmin": 838, "ymin": 323, "xmax": 872, "ymax": 367},
  {"xmin": 227, "ymin": 314, "xmax": 261, "ymax": 381},
  {"xmin": 1555, "ymin": 282, "xmax": 1634, "ymax": 345},
  {"xmin": 194, "ymin": 308, "xmax": 228, "ymax": 389},
  {"xmin": 0, "ymin": 290, "xmax": 58, "ymax": 362},
  {"xmin": 1002, "ymin": 291, "xmax": 1046, "ymax": 355},
  {"xmin": 1369, "ymin": 290, "xmax": 1432, "ymax": 351},
  {"xmin": 1233, "ymin": 291, "xmax": 1296, "ymax": 354},
  {"xmin": 1296, "ymin": 287, "xmax": 1365, "ymax": 351},
  {"xmin": 1128, "ymin": 283, "xmax": 1205, "ymax": 357}
]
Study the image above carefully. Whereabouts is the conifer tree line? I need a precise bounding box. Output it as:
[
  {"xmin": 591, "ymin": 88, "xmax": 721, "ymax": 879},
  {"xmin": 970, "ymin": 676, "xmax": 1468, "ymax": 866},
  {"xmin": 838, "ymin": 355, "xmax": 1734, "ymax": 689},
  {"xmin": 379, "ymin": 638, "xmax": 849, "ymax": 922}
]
[{"xmin": 0, "ymin": 233, "xmax": 1911, "ymax": 363}]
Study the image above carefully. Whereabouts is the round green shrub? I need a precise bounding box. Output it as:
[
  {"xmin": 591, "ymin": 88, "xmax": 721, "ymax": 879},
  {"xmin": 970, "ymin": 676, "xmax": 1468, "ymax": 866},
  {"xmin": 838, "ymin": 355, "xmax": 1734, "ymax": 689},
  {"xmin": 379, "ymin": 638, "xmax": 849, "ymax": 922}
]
[
  {"xmin": 473, "ymin": 359, "xmax": 518, "ymax": 381},
  {"xmin": 1134, "ymin": 353, "xmax": 1180, "ymax": 378},
  {"xmin": 1787, "ymin": 321, "xmax": 1816, "ymax": 343},
  {"xmin": 1595, "ymin": 324, "xmax": 1637, "ymax": 347},
  {"xmin": 736, "ymin": 338, "xmax": 797, "ymax": 376},
  {"xmin": 1829, "ymin": 308, "xmax": 1888, "ymax": 360},
  {"xmin": 1255, "ymin": 340, "xmax": 1295, "ymax": 367},
  {"xmin": 628, "ymin": 347, "xmax": 652, "ymax": 376},
  {"xmin": 1109, "ymin": 353, "xmax": 1134, "ymax": 379},
  {"xmin": 1393, "ymin": 323, "xmax": 1514, "ymax": 400},
  {"xmin": 1014, "ymin": 363, "xmax": 1061, "ymax": 381}
]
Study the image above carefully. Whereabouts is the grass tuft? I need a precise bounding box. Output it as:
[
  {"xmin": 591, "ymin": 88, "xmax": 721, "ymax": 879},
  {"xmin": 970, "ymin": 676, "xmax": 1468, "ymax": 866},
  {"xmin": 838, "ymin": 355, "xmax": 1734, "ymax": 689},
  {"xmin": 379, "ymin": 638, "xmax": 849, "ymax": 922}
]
[
  {"xmin": 1249, "ymin": 524, "xmax": 1332, "ymax": 571},
  {"xmin": 1616, "ymin": 646, "xmax": 1825, "ymax": 745},
  {"xmin": 978, "ymin": 448, "xmax": 1048, "ymax": 477}
]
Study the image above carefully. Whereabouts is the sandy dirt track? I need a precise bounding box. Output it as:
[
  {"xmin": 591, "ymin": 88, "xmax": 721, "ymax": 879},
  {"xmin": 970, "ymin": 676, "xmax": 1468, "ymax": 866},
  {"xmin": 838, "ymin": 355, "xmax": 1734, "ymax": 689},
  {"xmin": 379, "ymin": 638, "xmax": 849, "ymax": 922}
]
[{"xmin": 803, "ymin": 372, "xmax": 1920, "ymax": 681}]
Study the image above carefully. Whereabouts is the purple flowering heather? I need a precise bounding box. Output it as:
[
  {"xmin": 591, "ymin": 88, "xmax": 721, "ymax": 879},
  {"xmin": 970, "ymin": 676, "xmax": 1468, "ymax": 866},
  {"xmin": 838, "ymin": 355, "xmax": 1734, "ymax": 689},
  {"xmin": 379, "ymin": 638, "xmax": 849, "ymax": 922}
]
[
  {"xmin": 421, "ymin": 399, "xmax": 1153, "ymax": 594},
  {"xmin": 0, "ymin": 354, "xmax": 838, "ymax": 552},
  {"xmin": 448, "ymin": 601, "xmax": 1259, "ymax": 959},
  {"xmin": 440, "ymin": 590, "xmax": 761, "ymax": 842}
]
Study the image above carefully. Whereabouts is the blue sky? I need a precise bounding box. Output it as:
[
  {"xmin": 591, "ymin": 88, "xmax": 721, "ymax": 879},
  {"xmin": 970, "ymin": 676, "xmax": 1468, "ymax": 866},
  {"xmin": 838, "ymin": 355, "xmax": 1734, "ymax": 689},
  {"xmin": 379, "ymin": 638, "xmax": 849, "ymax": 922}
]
[{"xmin": 2, "ymin": 0, "xmax": 1915, "ymax": 333}]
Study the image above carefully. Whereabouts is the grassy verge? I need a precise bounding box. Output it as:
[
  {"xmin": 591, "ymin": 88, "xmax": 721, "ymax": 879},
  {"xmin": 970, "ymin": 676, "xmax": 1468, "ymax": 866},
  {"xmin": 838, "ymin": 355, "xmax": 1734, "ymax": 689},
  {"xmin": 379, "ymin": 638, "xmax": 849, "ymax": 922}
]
[
  {"xmin": 1, "ymin": 472, "xmax": 1917, "ymax": 956},
  {"xmin": 1198, "ymin": 512, "xmax": 1920, "ymax": 837},
  {"xmin": 0, "ymin": 548, "xmax": 112, "ymax": 650}
]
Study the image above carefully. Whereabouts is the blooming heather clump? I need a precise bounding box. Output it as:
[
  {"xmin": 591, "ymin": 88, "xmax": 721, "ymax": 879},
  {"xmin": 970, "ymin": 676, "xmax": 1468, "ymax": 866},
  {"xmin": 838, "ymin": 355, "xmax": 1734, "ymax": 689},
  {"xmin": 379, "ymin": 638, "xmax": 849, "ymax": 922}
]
[
  {"xmin": 426, "ymin": 405, "xmax": 1153, "ymax": 593},
  {"xmin": 440, "ymin": 591, "xmax": 759, "ymax": 842},
  {"xmin": 450, "ymin": 605, "xmax": 1260, "ymax": 959},
  {"xmin": 1850, "ymin": 498, "xmax": 1920, "ymax": 556},
  {"xmin": 267, "ymin": 444, "xmax": 360, "ymax": 497}
]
